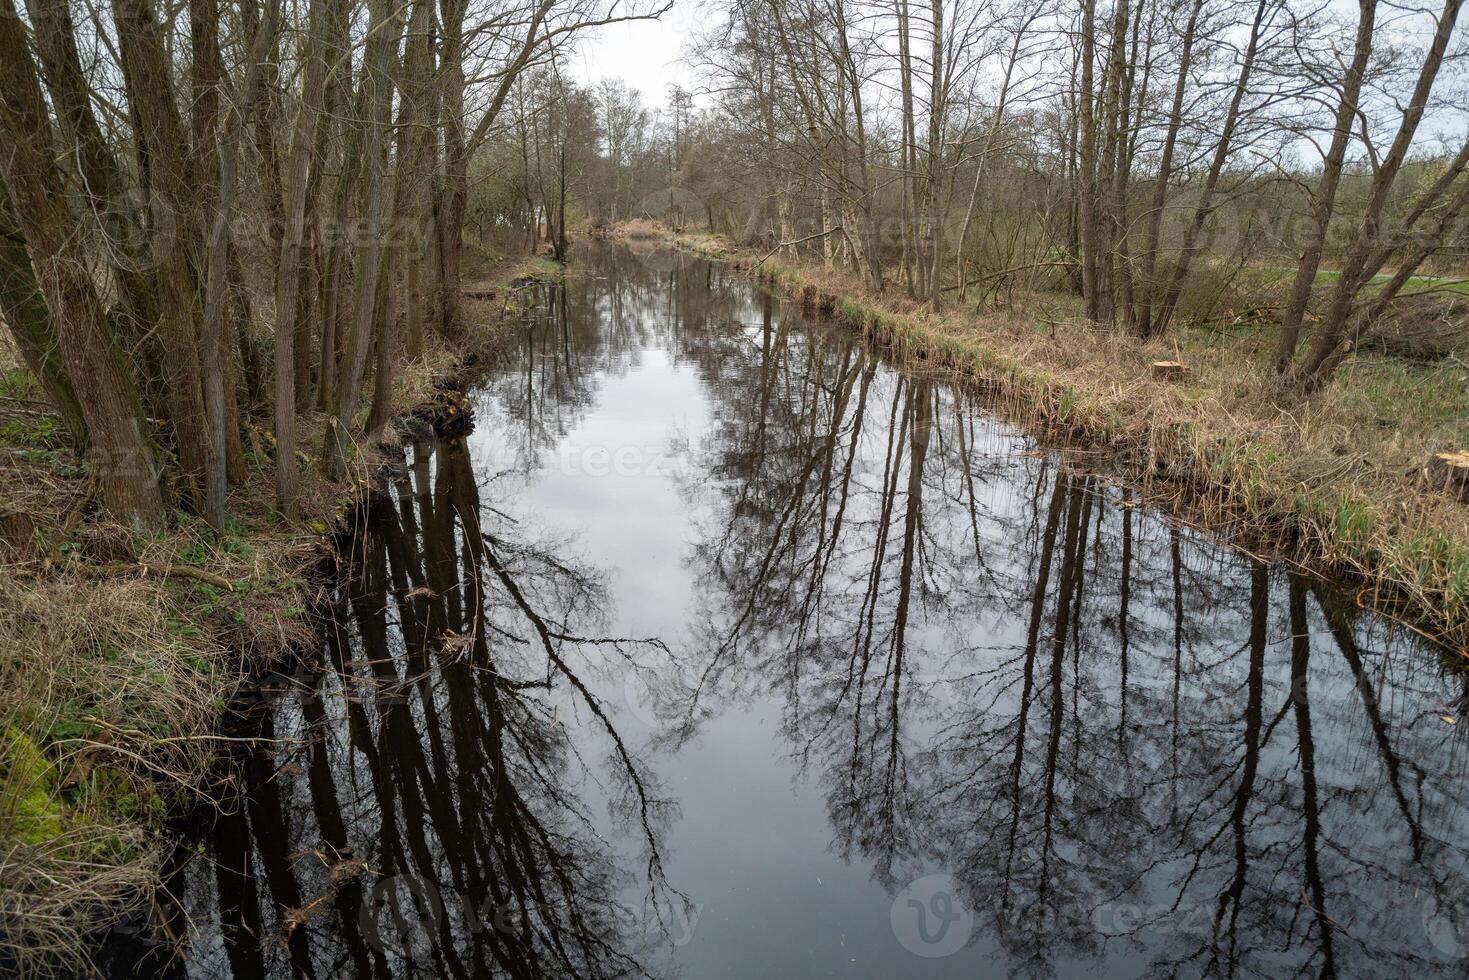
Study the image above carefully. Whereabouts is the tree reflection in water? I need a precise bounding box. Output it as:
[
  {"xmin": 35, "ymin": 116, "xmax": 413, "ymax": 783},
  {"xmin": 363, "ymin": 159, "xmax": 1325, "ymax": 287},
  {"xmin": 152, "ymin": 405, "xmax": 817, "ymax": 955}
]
[
  {"xmin": 170, "ymin": 433, "xmax": 679, "ymax": 979},
  {"xmin": 141, "ymin": 247, "xmax": 1469, "ymax": 979},
  {"xmin": 577, "ymin": 253, "xmax": 1469, "ymax": 978}
]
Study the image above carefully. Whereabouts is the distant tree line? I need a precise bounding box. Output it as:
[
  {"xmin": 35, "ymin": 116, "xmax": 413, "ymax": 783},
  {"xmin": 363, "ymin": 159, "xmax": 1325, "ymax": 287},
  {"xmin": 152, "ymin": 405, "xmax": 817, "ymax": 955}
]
[{"xmin": 589, "ymin": 0, "xmax": 1469, "ymax": 391}]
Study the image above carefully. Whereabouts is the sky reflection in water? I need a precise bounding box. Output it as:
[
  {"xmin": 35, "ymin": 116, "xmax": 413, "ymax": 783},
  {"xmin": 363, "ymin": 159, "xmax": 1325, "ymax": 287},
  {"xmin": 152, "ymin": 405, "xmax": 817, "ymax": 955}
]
[{"xmin": 118, "ymin": 245, "xmax": 1469, "ymax": 980}]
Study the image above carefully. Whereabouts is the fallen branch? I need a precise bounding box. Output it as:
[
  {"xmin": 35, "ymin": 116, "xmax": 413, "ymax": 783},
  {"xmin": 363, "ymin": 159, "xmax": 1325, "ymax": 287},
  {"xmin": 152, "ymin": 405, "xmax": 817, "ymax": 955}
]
[
  {"xmin": 72, "ymin": 559, "xmax": 236, "ymax": 592},
  {"xmin": 942, "ymin": 260, "xmax": 1076, "ymax": 291}
]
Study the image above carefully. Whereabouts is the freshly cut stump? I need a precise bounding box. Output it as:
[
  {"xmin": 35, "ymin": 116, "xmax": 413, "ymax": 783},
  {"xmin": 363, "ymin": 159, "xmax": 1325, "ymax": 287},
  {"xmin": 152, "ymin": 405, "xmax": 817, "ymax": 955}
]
[
  {"xmin": 1429, "ymin": 451, "xmax": 1469, "ymax": 502},
  {"xmin": 1151, "ymin": 360, "xmax": 1189, "ymax": 381}
]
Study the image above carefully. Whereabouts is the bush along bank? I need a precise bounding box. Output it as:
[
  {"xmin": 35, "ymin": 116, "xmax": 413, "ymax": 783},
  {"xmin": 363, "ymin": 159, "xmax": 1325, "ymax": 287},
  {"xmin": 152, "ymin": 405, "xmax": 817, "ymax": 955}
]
[{"xmin": 633, "ymin": 225, "xmax": 1469, "ymax": 651}]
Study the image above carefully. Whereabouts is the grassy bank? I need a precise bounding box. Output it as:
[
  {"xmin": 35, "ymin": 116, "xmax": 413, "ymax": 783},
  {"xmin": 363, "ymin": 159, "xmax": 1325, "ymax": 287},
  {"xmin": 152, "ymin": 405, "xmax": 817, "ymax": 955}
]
[
  {"xmin": 0, "ymin": 250, "xmax": 557, "ymax": 974},
  {"xmin": 624, "ymin": 222, "xmax": 1469, "ymax": 648}
]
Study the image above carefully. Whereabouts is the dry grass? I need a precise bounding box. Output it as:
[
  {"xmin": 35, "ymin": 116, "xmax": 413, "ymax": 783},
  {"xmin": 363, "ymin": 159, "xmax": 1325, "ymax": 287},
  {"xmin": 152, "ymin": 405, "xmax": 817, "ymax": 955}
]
[
  {"xmin": 598, "ymin": 217, "xmax": 668, "ymax": 242},
  {"xmin": 645, "ymin": 224, "xmax": 1469, "ymax": 647},
  {"xmin": 0, "ymin": 570, "xmax": 231, "ymax": 974},
  {"xmin": 0, "ymin": 476, "xmax": 323, "ymax": 975},
  {"xmin": 0, "ymin": 247, "xmax": 548, "ymax": 974}
]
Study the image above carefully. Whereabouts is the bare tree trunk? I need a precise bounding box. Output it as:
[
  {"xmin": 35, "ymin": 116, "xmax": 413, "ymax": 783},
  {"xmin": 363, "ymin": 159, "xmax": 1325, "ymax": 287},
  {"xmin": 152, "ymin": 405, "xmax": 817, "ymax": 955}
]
[
  {"xmin": 189, "ymin": 0, "xmax": 231, "ymax": 497},
  {"xmin": 897, "ymin": 0, "xmax": 920, "ymax": 297},
  {"xmin": 242, "ymin": 0, "xmax": 287, "ymax": 248},
  {"xmin": 1078, "ymin": 0, "xmax": 1101, "ymax": 320},
  {"xmin": 198, "ymin": 0, "xmax": 275, "ymax": 528},
  {"xmin": 438, "ymin": 0, "xmax": 559, "ymax": 319},
  {"xmin": 366, "ymin": 259, "xmax": 398, "ymax": 435},
  {"xmin": 238, "ymin": 0, "xmax": 304, "ymax": 422},
  {"xmin": 0, "ymin": 177, "xmax": 86, "ymax": 444},
  {"xmin": 399, "ymin": 0, "xmax": 437, "ymax": 361},
  {"xmin": 0, "ymin": 4, "xmax": 162, "ymax": 523},
  {"xmin": 328, "ymin": 0, "xmax": 402, "ymax": 475},
  {"xmin": 1104, "ymin": 0, "xmax": 1137, "ymax": 326},
  {"xmin": 1304, "ymin": 156, "xmax": 1469, "ymax": 386},
  {"xmin": 1273, "ymin": 0, "xmax": 1378, "ymax": 372},
  {"xmin": 821, "ymin": 184, "xmax": 835, "ymax": 266},
  {"xmin": 310, "ymin": 0, "xmax": 357, "ymax": 414},
  {"xmin": 555, "ymin": 140, "xmax": 569, "ymax": 262},
  {"xmin": 25, "ymin": 0, "xmax": 162, "ymax": 382},
  {"xmin": 955, "ymin": 15, "xmax": 1034, "ymax": 302},
  {"xmin": 832, "ymin": 0, "xmax": 883, "ymax": 291},
  {"xmin": 272, "ymin": 0, "xmax": 332, "ymax": 516},
  {"xmin": 923, "ymin": 0, "xmax": 947, "ymax": 308},
  {"xmin": 1134, "ymin": 0, "xmax": 1202, "ymax": 338},
  {"xmin": 437, "ymin": 0, "xmax": 471, "ymax": 338},
  {"xmin": 112, "ymin": 0, "xmax": 213, "ymax": 504},
  {"xmin": 1291, "ymin": 0, "xmax": 1462, "ymax": 384},
  {"xmin": 1151, "ymin": 0, "xmax": 1270, "ymax": 337},
  {"xmin": 1063, "ymin": 76, "xmax": 1081, "ymax": 292},
  {"xmin": 318, "ymin": 71, "xmax": 368, "ymax": 413}
]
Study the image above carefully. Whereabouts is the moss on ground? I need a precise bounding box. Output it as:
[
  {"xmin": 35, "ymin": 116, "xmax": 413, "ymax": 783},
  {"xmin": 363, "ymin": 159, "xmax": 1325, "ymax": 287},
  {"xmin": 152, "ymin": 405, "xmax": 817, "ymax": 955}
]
[{"xmin": 2, "ymin": 728, "xmax": 63, "ymax": 845}]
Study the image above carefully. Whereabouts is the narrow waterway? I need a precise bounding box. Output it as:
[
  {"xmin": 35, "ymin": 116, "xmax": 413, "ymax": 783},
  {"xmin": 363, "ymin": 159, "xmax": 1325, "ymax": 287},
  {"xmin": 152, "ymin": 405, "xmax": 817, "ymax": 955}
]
[{"xmin": 109, "ymin": 245, "xmax": 1469, "ymax": 978}]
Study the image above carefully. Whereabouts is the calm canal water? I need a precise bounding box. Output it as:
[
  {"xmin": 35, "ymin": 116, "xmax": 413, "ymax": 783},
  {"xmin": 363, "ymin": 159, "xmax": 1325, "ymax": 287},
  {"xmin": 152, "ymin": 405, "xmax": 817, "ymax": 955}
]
[{"xmin": 107, "ymin": 245, "xmax": 1469, "ymax": 978}]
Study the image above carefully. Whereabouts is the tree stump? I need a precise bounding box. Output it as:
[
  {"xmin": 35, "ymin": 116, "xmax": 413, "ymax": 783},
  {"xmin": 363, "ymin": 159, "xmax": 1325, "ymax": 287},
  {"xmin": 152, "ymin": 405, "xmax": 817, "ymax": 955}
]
[
  {"xmin": 1429, "ymin": 451, "xmax": 1469, "ymax": 502},
  {"xmin": 1151, "ymin": 360, "xmax": 1189, "ymax": 381}
]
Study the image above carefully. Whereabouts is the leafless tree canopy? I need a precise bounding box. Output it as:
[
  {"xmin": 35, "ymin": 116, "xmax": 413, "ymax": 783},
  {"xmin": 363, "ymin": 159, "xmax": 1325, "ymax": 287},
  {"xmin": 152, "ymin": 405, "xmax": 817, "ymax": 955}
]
[
  {"xmin": 0, "ymin": 0, "xmax": 1466, "ymax": 527},
  {"xmin": 0, "ymin": 0, "xmax": 667, "ymax": 526}
]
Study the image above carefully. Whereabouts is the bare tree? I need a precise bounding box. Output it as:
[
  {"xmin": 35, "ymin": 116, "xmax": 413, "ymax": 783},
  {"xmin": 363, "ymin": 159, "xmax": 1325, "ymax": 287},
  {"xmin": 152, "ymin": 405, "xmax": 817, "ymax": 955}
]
[{"xmin": 0, "ymin": 0, "xmax": 162, "ymax": 523}]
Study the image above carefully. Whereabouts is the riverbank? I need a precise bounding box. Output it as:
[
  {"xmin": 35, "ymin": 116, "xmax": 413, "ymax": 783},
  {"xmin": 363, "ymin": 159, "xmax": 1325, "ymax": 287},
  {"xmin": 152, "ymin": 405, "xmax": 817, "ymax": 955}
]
[
  {"xmin": 0, "ymin": 251, "xmax": 559, "ymax": 973},
  {"xmin": 621, "ymin": 223, "xmax": 1469, "ymax": 647}
]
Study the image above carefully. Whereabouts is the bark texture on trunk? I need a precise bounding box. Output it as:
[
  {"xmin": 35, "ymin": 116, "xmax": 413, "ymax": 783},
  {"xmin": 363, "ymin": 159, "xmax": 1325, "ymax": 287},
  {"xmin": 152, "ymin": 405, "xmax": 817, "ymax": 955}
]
[
  {"xmin": 112, "ymin": 0, "xmax": 213, "ymax": 503},
  {"xmin": 273, "ymin": 0, "xmax": 333, "ymax": 516},
  {"xmin": 327, "ymin": 0, "xmax": 402, "ymax": 475},
  {"xmin": 0, "ymin": 177, "xmax": 87, "ymax": 445},
  {"xmin": 0, "ymin": 4, "xmax": 162, "ymax": 523},
  {"xmin": 1273, "ymin": 0, "xmax": 1378, "ymax": 373}
]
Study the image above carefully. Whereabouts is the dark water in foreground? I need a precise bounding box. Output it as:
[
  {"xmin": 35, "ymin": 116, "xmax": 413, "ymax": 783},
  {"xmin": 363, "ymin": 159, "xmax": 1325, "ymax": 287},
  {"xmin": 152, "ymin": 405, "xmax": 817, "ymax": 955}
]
[{"xmin": 106, "ymin": 246, "xmax": 1469, "ymax": 978}]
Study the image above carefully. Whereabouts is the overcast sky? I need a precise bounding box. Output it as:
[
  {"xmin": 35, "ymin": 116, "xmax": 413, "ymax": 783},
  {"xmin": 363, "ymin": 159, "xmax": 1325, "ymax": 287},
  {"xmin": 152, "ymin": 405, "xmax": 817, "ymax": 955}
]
[{"xmin": 566, "ymin": 1, "xmax": 704, "ymax": 107}]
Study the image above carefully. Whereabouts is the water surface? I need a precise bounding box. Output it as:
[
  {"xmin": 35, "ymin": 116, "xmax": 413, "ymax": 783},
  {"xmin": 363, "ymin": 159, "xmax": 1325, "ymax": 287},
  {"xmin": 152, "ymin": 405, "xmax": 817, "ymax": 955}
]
[{"xmin": 112, "ymin": 246, "xmax": 1469, "ymax": 978}]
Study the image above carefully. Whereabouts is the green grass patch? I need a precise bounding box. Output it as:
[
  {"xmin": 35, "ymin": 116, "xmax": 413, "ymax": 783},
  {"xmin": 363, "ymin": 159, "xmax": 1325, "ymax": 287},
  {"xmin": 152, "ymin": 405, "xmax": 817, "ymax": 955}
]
[
  {"xmin": 0, "ymin": 413, "xmax": 63, "ymax": 450},
  {"xmin": 1334, "ymin": 356, "xmax": 1469, "ymax": 443}
]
